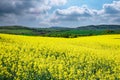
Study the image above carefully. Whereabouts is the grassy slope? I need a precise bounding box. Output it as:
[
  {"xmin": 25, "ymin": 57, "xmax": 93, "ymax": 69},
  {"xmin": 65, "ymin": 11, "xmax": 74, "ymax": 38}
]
[
  {"xmin": 0, "ymin": 34, "xmax": 120, "ymax": 79},
  {"xmin": 0, "ymin": 25, "xmax": 120, "ymax": 37}
]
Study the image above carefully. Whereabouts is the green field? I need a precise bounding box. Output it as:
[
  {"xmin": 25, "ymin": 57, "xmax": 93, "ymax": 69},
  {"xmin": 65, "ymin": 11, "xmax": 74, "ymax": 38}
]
[
  {"xmin": 45, "ymin": 29, "xmax": 120, "ymax": 38},
  {"xmin": 0, "ymin": 25, "xmax": 120, "ymax": 38}
]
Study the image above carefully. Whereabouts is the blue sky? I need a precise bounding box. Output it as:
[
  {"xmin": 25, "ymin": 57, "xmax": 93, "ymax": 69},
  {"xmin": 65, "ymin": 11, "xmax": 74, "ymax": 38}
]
[
  {"xmin": 0, "ymin": 0, "xmax": 120, "ymax": 28},
  {"xmin": 67, "ymin": 0, "xmax": 114, "ymax": 9}
]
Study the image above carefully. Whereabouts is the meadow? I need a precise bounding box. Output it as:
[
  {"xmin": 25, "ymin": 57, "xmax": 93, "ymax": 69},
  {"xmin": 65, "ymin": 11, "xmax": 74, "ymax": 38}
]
[
  {"xmin": 0, "ymin": 25, "xmax": 120, "ymax": 38},
  {"xmin": 0, "ymin": 33, "xmax": 120, "ymax": 80}
]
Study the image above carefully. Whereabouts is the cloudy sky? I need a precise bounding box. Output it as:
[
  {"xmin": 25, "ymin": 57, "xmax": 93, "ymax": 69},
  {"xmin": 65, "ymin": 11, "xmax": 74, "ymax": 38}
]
[{"xmin": 0, "ymin": 0, "xmax": 120, "ymax": 28}]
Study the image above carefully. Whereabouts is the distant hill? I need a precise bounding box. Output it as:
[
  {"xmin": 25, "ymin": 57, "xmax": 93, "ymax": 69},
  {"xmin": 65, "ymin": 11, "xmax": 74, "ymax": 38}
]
[
  {"xmin": 0, "ymin": 25, "xmax": 120, "ymax": 30},
  {"xmin": 0, "ymin": 25, "xmax": 120, "ymax": 38},
  {"xmin": 77, "ymin": 25, "xmax": 120, "ymax": 30},
  {"xmin": 0, "ymin": 25, "xmax": 38, "ymax": 36},
  {"xmin": 0, "ymin": 25, "xmax": 34, "ymax": 30}
]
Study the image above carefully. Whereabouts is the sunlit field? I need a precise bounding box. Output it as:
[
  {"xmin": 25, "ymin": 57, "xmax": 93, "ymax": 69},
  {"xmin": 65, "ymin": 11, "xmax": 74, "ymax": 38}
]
[{"xmin": 0, "ymin": 33, "xmax": 120, "ymax": 80}]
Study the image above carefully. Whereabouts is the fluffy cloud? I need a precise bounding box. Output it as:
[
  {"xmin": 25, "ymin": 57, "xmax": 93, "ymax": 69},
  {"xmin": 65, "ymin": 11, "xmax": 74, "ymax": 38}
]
[
  {"xmin": 47, "ymin": 0, "xmax": 120, "ymax": 27},
  {"xmin": 0, "ymin": 0, "xmax": 42, "ymax": 26},
  {"xmin": 0, "ymin": 0, "xmax": 35, "ymax": 15},
  {"xmin": 0, "ymin": 0, "xmax": 120, "ymax": 27},
  {"xmin": 0, "ymin": 0, "xmax": 68, "ymax": 26},
  {"xmin": 50, "ymin": 0, "xmax": 67, "ymax": 6},
  {"xmin": 103, "ymin": 1, "xmax": 120, "ymax": 15},
  {"xmin": 50, "ymin": 6, "xmax": 96, "ymax": 22},
  {"xmin": 0, "ymin": 0, "xmax": 68, "ymax": 16},
  {"xmin": 100, "ymin": 1, "xmax": 120, "ymax": 23}
]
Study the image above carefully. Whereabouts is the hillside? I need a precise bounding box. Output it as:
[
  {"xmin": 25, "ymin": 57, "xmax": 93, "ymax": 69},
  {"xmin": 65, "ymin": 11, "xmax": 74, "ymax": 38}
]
[
  {"xmin": 77, "ymin": 25, "xmax": 120, "ymax": 30},
  {"xmin": 0, "ymin": 26, "xmax": 38, "ymax": 36},
  {"xmin": 0, "ymin": 25, "xmax": 120, "ymax": 37}
]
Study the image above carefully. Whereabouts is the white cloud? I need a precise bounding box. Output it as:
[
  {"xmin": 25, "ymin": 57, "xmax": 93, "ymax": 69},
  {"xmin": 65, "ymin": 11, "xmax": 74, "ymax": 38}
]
[
  {"xmin": 102, "ymin": 1, "xmax": 120, "ymax": 15},
  {"xmin": 44, "ymin": 1, "xmax": 120, "ymax": 27},
  {"xmin": 0, "ymin": 0, "xmax": 68, "ymax": 26},
  {"xmin": 0, "ymin": 0, "xmax": 120, "ymax": 27},
  {"xmin": 49, "ymin": 6, "xmax": 96, "ymax": 24},
  {"xmin": 50, "ymin": 0, "xmax": 67, "ymax": 6}
]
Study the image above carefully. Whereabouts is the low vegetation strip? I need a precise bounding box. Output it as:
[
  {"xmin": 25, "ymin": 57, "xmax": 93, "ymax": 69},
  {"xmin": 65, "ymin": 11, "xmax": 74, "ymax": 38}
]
[
  {"xmin": 0, "ymin": 34, "xmax": 120, "ymax": 80},
  {"xmin": 0, "ymin": 25, "xmax": 120, "ymax": 38}
]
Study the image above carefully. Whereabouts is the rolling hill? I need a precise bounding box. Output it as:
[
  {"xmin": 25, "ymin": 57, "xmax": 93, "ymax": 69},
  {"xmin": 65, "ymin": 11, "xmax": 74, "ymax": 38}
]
[{"xmin": 0, "ymin": 25, "xmax": 120, "ymax": 38}]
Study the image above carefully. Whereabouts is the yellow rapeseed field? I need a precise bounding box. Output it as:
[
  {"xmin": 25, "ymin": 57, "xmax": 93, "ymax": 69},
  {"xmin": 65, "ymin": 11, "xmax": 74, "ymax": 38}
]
[{"xmin": 0, "ymin": 33, "xmax": 120, "ymax": 80}]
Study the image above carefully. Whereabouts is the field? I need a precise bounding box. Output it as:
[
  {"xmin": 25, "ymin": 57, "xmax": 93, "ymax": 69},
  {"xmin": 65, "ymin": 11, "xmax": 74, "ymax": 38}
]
[
  {"xmin": 0, "ymin": 33, "xmax": 120, "ymax": 80},
  {"xmin": 0, "ymin": 25, "xmax": 120, "ymax": 38}
]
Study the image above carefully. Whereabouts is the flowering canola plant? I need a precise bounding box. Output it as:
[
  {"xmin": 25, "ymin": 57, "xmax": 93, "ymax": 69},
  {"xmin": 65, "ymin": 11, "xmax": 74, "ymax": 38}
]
[{"xmin": 0, "ymin": 33, "xmax": 120, "ymax": 80}]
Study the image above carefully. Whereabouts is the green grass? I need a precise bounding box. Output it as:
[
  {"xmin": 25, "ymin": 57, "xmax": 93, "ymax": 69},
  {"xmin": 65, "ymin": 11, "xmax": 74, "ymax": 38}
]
[
  {"xmin": 0, "ymin": 26, "xmax": 120, "ymax": 38},
  {"xmin": 44, "ymin": 30, "xmax": 120, "ymax": 38},
  {"xmin": 0, "ymin": 29, "xmax": 35, "ymax": 36},
  {"xmin": 52, "ymin": 30, "xmax": 104, "ymax": 35}
]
